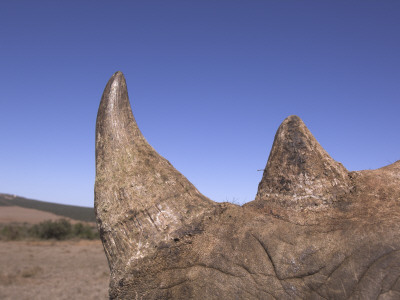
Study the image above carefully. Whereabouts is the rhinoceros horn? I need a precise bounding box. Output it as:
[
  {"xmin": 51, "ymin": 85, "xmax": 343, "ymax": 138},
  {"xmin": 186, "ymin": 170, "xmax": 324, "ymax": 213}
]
[{"xmin": 96, "ymin": 71, "xmax": 400, "ymax": 299}]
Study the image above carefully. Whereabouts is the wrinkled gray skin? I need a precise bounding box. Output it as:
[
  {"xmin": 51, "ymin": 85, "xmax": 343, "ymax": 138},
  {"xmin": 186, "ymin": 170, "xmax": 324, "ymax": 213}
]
[{"xmin": 95, "ymin": 72, "xmax": 400, "ymax": 299}]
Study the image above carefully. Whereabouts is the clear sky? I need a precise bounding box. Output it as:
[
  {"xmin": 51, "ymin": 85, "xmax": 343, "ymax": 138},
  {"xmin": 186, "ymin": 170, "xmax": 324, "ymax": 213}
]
[{"xmin": 1, "ymin": 1, "xmax": 399, "ymax": 207}]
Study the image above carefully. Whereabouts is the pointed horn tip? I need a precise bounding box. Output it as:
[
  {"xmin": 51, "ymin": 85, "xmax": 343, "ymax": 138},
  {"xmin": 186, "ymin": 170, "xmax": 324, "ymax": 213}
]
[
  {"xmin": 100, "ymin": 71, "xmax": 128, "ymax": 100},
  {"xmin": 97, "ymin": 71, "xmax": 130, "ymax": 126},
  {"xmin": 108, "ymin": 71, "xmax": 126, "ymax": 86},
  {"xmin": 112, "ymin": 70, "xmax": 124, "ymax": 78},
  {"xmin": 286, "ymin": 114, "xmax": 301, "ymax": 120},
  {"xmin": 278, "ymin": 115, "xmax": 310, "ymax": 132},
  {"xmin": 282, "ymin": 115, "xmax": 303, "ymax": 124}
]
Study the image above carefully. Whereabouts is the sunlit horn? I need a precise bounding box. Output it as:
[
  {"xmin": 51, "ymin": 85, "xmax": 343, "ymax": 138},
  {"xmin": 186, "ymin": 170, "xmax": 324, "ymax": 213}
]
[{"xmin": 95, "ymin": 71, "xmax": 214, "ymax": 271}]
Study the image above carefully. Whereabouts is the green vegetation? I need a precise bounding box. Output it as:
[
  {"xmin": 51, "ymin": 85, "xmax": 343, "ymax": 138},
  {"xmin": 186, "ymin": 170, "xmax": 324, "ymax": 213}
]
[{"xmin": 0, "ymin": 219, "xmax": 99, "ymax": 241}]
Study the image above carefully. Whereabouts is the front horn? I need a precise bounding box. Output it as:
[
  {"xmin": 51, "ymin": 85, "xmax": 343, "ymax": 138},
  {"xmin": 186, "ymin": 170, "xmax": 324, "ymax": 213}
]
[{"xmin": 95, "ymin": 71, "xmax": 215, "ymax": 272}]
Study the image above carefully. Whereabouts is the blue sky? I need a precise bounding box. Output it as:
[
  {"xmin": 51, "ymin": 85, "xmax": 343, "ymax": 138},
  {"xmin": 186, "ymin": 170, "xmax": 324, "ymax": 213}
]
[{"xmin": 1, "ymin": 1, "xmax": 399, "ymax": 207}]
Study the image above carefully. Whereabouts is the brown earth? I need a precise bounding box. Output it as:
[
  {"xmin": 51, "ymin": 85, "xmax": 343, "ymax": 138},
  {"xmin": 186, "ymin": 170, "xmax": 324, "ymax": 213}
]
[
  {"xmin": 0, "ymin": 206, "xmax": 78, "ymax": 224},
  {"xmin": 0, "ymin": 240, "xmax": 109, "ymax": 300}
]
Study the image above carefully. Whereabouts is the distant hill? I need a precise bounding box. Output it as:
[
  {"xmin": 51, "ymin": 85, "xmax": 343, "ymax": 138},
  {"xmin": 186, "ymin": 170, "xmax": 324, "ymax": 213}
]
[{"xmin": 0, "ymin": 193, "xmax": 96, "ymax": 223}]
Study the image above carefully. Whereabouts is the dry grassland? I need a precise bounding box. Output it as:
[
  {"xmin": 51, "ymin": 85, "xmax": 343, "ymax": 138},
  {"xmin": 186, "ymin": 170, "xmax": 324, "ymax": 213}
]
[{"xmin": 0, "ymin": 240, "xmax": 109, "ymax": 300}]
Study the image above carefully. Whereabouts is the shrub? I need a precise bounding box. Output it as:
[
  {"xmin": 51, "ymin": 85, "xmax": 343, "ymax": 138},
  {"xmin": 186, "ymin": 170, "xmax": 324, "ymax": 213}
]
[
  {"xmin": 0, "ymin": 219, "xmax": 99, "ymax": 240},
  {"xmin": 30, "ymin": 219, "xmax": 72, "ymax": 240},
  {"xmin": 72, "ymin": 222, "xmax": 99, "ymax": 240},
  {"xmin": 0, "ymin": 224, "xmax": 30, "ymax": 240}
]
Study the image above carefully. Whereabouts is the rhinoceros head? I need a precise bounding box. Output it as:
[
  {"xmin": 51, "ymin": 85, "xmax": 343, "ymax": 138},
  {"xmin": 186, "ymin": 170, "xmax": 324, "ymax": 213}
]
[{"xmin": 95, "ymin": 71, "xmax": 400, "ymax": 299}]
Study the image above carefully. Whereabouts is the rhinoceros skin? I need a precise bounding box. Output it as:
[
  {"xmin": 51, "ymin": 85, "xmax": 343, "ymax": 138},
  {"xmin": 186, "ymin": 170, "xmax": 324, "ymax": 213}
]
[{"xmin": 95, "ymin": 71, "xmax": 400, "ymax": 299}]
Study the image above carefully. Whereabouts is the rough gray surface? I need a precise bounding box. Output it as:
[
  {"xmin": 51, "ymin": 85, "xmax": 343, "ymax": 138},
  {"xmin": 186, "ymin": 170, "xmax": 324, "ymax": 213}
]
[
  {"xmin": 253, "ymin": 115, "xmax": 351, "ymax": 212},
  {"xmin": 95, "ymin": 72, "xmax": 400, "ymax": 299}
]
